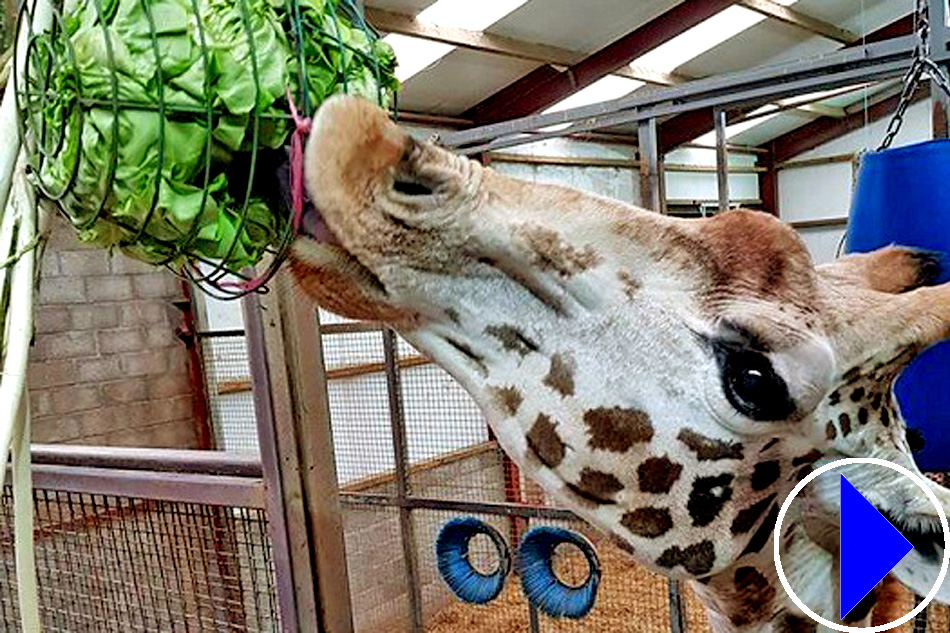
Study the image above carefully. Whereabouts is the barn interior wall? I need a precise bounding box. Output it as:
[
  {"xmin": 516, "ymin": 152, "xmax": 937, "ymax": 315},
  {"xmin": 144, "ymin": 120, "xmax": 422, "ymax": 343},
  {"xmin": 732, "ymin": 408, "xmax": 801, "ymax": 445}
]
[{"xmin": 779, "ymin": 100, "xmax": 933, "ymax": 264}]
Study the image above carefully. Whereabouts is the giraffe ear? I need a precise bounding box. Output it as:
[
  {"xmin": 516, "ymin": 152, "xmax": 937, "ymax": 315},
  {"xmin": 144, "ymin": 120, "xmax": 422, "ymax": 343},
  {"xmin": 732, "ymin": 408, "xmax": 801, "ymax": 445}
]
[
  {"xmin": 826, "ymin": 282, "xmax": 950, "ymax": 375},
  {"xmin": 817, "ymin": 246, "xmax": 945, "ymax": 294}
]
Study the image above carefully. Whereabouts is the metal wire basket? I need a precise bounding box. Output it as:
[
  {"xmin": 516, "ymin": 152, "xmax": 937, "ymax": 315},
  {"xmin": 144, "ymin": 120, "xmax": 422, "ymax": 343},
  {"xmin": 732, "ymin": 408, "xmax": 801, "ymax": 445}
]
[{"xmin": 13, "ymin": 0, "xmax": 397, "ymax": 298}]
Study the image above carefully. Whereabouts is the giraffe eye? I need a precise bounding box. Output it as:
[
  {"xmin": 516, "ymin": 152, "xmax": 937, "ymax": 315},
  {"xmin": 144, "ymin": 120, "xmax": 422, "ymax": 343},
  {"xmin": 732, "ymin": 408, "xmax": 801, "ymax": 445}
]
[{"xmin": 717, "ymin": 347, "xmax": 795, "ymax": 421}]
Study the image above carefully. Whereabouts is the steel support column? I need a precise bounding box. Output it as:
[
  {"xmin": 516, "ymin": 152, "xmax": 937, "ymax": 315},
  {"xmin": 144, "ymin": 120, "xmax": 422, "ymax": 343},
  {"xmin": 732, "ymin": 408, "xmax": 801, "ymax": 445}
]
[
  {"xmin": 714, "ymin": 108, "xmax": 730, "ymax": 212},
  {"xmin": 638, "ymin": 117, "xmax": 665, "ymax": 212},
  {"xmin": 758, "ymin": 151, "xmax": 778, "ymax": 216}
]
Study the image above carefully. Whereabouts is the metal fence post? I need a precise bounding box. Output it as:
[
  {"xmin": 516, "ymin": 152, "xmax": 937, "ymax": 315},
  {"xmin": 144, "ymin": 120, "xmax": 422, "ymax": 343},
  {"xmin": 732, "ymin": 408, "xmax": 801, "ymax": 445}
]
[
  {"xmin": 383, "ymin": 329, "xmax": 425, "ymax": 633},
  {"xmin": 244, "ymin": 272, "xmax": 354, "ymax": 633},
  {"xmin": 668, "ymin": 579, "xmax": 686, "ymax": 633}
]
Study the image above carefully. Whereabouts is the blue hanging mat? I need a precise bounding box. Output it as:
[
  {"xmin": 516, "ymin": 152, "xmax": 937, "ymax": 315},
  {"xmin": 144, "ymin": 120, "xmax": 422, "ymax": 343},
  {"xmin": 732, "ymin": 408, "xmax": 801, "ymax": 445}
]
[
  {"xmin": 517, "ymin": 526, "xmax": 601, "ymax": 619},
  {"xmin": 435, "ymin": 517, "xmax": 511, "ymax": 604},
  {"xmin": 845, "ymin": 138, "xmax": 950, "ymax": 471}
]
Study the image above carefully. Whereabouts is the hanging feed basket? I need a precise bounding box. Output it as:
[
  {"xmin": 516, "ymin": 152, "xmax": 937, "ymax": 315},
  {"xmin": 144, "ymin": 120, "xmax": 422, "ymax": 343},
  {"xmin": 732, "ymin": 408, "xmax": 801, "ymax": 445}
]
[{"xmin": 13, "ymin": 0, "xmax": 398, "ymax": 297}]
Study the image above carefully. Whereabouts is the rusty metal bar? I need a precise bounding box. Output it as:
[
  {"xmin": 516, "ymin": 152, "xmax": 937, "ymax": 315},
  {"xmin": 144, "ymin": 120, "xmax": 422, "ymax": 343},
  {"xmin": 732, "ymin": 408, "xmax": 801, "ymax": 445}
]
[
  {"xmin": 340, "ymin": 492, "xmax": 579, "ymax": 521},
  {"xmin": 30, "ymin": 444, "xmax": 263, "ymax": 477},
  {"xmin": 320, "ymin": 320, "xmax": 384, "ymax": 335},
  {"xmin": 383, "ymin": 328, "xmax": 424, "ymax": 633},
  {"xmin": 195, "ymin": 328, "xmax": 246, "ymax": 338},
  {"xmin": 26, "ymin": 464, "xmax": 266, "ymax": 508},
  {"xmin": 176, "ymin": 282, "xmax": 215, "ymax": 450}
]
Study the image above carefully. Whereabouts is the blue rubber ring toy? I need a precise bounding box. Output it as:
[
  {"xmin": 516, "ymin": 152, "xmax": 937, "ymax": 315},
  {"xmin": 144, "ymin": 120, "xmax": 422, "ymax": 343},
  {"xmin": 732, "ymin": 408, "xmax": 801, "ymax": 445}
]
[
  {"xmin": 436, "ymin": 517, "xmax": 511, "ymax": 604},
  {"xmin": 518, "ymin": 526, "xmax": 601, "ymax": 619}
]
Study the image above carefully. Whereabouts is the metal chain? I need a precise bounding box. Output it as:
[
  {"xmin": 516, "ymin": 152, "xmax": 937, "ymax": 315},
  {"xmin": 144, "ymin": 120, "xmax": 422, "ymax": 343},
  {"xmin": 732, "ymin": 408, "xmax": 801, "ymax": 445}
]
[{"xmin": 879, "ymin": 0, "xmax": 950, "ymax": 149}]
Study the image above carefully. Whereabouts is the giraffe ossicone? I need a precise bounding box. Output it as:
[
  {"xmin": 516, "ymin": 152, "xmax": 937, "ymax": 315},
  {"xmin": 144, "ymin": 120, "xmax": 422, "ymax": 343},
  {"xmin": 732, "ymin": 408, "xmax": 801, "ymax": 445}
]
[{"xmin": 289, "ymin": 96, "xmax": 950, "ymax": 631}]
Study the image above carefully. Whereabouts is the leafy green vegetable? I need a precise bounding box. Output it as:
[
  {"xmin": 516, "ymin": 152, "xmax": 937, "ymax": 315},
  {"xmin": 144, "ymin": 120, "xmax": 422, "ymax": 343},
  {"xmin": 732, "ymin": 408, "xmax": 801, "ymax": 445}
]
[{"xmin": 24, "ymin": 0, "xmax": 397, "ymax": 272}]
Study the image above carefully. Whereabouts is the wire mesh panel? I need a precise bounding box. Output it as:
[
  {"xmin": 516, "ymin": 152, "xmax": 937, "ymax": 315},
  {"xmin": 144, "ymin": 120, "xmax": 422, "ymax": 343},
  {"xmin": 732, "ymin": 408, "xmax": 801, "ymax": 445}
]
[
  {"xmin": 200, "ymin": 333, "xmax": 259, "ymax": 453},
  {"xmin": 0, "ymin": 487, "xmax": 278, "ymax": 632}
]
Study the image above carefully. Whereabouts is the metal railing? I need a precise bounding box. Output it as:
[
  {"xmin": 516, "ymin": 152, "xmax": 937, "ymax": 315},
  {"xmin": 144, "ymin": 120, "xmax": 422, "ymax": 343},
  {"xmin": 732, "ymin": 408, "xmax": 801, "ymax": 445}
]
[{"xmin": 1, "ymin": 446, "xmax": 279, "ymax": 632}]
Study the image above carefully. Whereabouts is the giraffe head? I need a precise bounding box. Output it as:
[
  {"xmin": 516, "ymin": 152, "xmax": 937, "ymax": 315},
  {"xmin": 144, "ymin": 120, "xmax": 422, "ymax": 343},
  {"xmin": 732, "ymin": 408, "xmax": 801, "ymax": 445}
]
[{"xmin": 290, "ymin": 97, "xmax": 950, "ymax": 606}]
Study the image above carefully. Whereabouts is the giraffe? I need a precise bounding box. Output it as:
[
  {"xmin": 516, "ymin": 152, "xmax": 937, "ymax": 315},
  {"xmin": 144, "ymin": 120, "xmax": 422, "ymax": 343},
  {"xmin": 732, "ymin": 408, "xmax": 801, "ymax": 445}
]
[{"xmin": 288, "ymin": 96, "xmax": 950, "ymax": 632}]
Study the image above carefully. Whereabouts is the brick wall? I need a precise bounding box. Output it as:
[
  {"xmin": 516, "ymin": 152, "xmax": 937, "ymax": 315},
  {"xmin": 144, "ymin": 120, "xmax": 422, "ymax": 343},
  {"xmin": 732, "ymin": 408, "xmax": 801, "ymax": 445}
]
[{"xmin": 27, "ymin": 214, "xmax": 200, "ymax": 448}]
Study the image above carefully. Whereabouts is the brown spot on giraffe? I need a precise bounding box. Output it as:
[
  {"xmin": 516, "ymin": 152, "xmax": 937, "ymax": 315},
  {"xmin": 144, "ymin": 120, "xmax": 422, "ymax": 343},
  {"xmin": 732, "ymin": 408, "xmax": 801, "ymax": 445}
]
[
  {"xmin": 687, "ymin": 474, "xmax": 735, "ymax": 527},
  {"xmin": 543, "ymin": 352, "xmax": 575, "ymax": 397},
  {"xmin": 567, "ymin": 468, "xmax": 624, "ymax": 504},
  {"xmin": 751, "ymin": 461, "xmax": 780, "ymax": 491},
  {"xmin": 526, "ymin": 414, "xmax": 565, "ymax": 468},
  {"xmin": 484, "ymin": 324, "xmax": 539, "ymax": 356},
  {"xmin": 871, "ymin": 392, "xmax": 883, "ymax": 410},
  {"xmin": 791, "ymin": 450, "xmax": 821, "ymax": 467},
  {"xmin": 839, "ymin": 412, "xmax": 852, "ymax": 436},
  {"xmin": 731, "ymin": 494, "xmax": 778, "ymax": 534},
  {"xmin": 637, "ymin": 456, "xmax": 683, "ymax": 494},
  {"xmin": 760, "ymin": 437, "xmax": 781, "ymax": 452},
  {"xmin": 825, "ymin": 422, "xmax": 837, "ymax": 440},
  {"xmin": 518, "ymin": 225, "xmax": 601, "ymax": 277},
  {"xmin": 656, "ymin": 540, "xmax": 716, "ymax": 576},
  {"xmin": 584, "ymin": 407, "xmax": 654, "ymax": 452},
  {"xmin": 617, "ymin": 271, "xmax": 642, "ymax": 299},
  {"xmin": 739, "ymin": 503, "xmax": 779, "ymax": 556},
  {"xmin": 728, "ymin": 566, "xmax": 777, "ymax": 626},
  {"xmin": 493, "ymin": 386, "xmax": 523, "ymax": 416},
  {"xmin": 621, "ymin": 507, "xmax": 673, "ymax": 538},
  {"xmin": 678, "ymin": 428, "xmax": 744, "ymax": 461}
]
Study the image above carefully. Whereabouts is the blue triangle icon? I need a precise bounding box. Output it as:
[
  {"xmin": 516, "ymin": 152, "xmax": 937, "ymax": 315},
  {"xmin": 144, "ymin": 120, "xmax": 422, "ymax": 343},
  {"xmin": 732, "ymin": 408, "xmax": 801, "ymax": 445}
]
[{"xmin": 840, "ymin": 474, "xmax": 913, "ymax": 620}]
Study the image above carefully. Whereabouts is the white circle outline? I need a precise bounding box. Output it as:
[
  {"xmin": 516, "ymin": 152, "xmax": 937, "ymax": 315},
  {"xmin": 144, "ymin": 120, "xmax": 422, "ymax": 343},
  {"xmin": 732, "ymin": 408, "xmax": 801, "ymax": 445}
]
[{"xmin": 773, "ymin": 457, "xmax": 950, "ymax": 632}]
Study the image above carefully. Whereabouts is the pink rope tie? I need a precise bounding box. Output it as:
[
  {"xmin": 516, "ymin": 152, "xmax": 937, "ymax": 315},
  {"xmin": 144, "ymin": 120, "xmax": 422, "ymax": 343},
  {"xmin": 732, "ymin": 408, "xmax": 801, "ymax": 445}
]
[
  {"xmin": 287, "ymin": 88, "xmax": 313, "ymax": 233},
  {"xmin": 222, "ymin": 90, "xmax": 312, "ymax": 293}
]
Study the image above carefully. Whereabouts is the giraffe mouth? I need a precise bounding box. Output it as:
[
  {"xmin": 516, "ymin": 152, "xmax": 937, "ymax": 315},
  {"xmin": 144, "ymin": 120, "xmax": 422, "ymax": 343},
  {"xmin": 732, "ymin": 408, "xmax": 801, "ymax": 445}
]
[{"xmin": 299, "ymin": 203, "xmax": 343, "ymax": 248}]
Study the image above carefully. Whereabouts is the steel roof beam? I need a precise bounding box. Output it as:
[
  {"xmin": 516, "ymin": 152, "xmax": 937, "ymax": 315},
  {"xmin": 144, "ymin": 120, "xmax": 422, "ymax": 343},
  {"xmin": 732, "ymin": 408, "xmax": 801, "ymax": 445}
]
[{"xmin": 460, "ymin": 0, "xmax": 738, "ymax": 123}]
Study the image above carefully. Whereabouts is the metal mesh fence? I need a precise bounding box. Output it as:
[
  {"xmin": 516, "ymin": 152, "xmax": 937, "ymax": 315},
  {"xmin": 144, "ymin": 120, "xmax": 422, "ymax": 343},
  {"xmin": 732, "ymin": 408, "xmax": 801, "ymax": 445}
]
[
  {"xmin": 0, "ymin": 487, "xmax": 278, "ymax": 632},
  {"xmin": 200, "ymin": 334, "xmax": 259, "ymax": 454}
]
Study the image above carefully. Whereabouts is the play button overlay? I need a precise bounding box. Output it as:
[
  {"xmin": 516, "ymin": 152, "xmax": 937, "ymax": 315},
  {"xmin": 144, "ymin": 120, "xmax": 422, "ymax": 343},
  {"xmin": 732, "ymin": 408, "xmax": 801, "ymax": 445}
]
[
  {"xmin": 774, "ymin": 457, "xmax": 950, "ymax": 633},
  {"xmin": 839, "ymin": 474, "xmax": 913, "ymax": 620}
]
